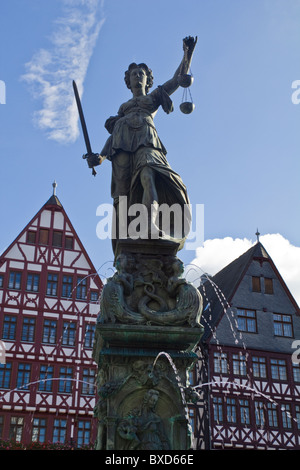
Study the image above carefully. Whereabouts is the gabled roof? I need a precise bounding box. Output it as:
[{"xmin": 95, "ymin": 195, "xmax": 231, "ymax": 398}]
[
  {"xmin": 0, "ymin": 187, "xmax": 103, "ymax": 290},
  {"xmin": 199, "ymin": 241, "xmax": 299, "ymax": 343}
]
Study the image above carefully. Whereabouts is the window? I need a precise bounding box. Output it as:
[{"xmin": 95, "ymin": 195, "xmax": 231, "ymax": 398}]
[
  {"xmin": 38, "ymin": 365, "xmax": 53, "ymax": 392},
  {"xmin": 62, "ymin": 322, "xmax": 76, "ymax": 347},
  {"xmin": 188, "ymin": 367, "xmax": 196, "ymax": 386},
  {"xmin": 84, "ymin": 324, "xmax": 95, "ymax": 348},
  {"xmin": 240, "ymin": 399, "xmax": 250, "ymax": 425},
  {"xmin": 267, "ymin": 402, "xmax": 278, "ymax": 427},
  {"xmin": 273, "ymin": 314, "xmax": 293, "ymax": 337},
  {"xmin": 0, "ymin": 362, "xmax": 12, "ymax": 388},
  {"xmin": 2, "ymin": 315, "xmax": 17, "ymax": 340},
  {"xmin": 47, "ymin": 273, "xmax": 58, "ymax": 296},
  {"xmin": 213, "ymin": 352, "xmax": 228, "ymax": 374},
  {"xmin": 21, "ymin": 317, "xmax": 36, "ymax": 342},
  {"xmin": 26, "ymin": 273, "xmax": 40, "ymax": 292},
  {"xmin": 264, "ymin": 277, "xmax": 274, "ymax": 294},
  {"xmin": 62, "ymin": 275, "xmax": 73, "ymax": 298},
  {"xmin": 237, "ymin": 309, "xmax": 257, "ymax": 333},
  {"xmin": 255, "ymin": 401, "xmax": 265, "ymax": 427},
  {"xmin": 82, "ymin": 368, "xmax": 95, "ymax": 395},
  {"xmin": 17, "ymin": 363, "xmax": 31, "ymax": 390},
  {"xmin": 90, "ymin": 291, "xmax": 99, "ymax": 302},
  {"xmin": 252, "ymin": 276, "xmax": 261, "ymax": 292},
  {"xmin": 296, "ymin": 405, "xmax": 300, "ymax": 430},
  {"xmin": 39, "ymin": 229, "xmax": 49, "ymax": 245},
  {"xmin": 252, "ymin": 356, "xmax": 267, "ymax": 378},
  {"xmin": 58, "ymin": 367, "xmax": 73, "ymax": 393},
  {"xmin": 226, "ymin": 398, "xmax": 237, "ymax": 423},
  {"xmin": 188, "ymin": 407, "xmax": 196, "ymax": 434},
  {"xmin": 8, "ymin": 271, "xmax": 22, "ymax": 290},
  {"xmin": 270, "ymin": 358, "xmax": 287, "ymax": 381},
  {"xmin": 0, "ymin": 275, "xmax": 3, "ymax": 288},
  {"xmin": 53, "ymin": 419, "xmax": 67, "ymax": 443},
  {"xmin": 27, "ymin": 231, "xmax": 36, "ymax": 244},
  {"xmin": 9, "ymin": 417, "xmax": 24, "ymax": 442},
  {"xmin": 77, "ymin": 420, "xmax": 91, "ymax": 447},
  {"xmin": 233, "ymin": 353, "xmax": 247, "ymax": 376},
  {"xmin": 281, "ymin": 404, "xmax": 292, "ymax": 429},
  {"xmin": 213, "ymin": 397, "xmax": 223, "ymax": 423},
  {"xmin": 52, "ymin": 231, "xmax": 63, "ymax": 247},
  {"xmin": 42, "ymin": 319, "xmax": 57, "ymax": 344},
  {"xmin": 76, "ymin": 276, "xmax": 87, "ymax": 300},
  {"xmin": 32, "ymin": 418, "xmax": 47, "ymax": 443},
  {"xmin": 65, "ymin": 236, "xmax": 73, "ymax": 250},
  {"xmin": 293, "ymin": 363, "xmax": 300, "ymax": 383}
]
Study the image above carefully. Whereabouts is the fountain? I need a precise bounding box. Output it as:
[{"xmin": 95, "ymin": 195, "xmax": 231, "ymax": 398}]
[{"xmin": 82, "ymin": 36, "xmax": 205, "ymax": 450}]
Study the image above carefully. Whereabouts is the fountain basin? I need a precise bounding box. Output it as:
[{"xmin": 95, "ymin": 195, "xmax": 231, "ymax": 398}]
[{"xmin": 93, "ymin": 322, "xmax": 203, "ymax": 362}]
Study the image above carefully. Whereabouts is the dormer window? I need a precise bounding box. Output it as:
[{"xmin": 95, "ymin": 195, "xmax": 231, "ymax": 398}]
[
  {"xmin": 264, "ymin": 277, "xmax": 274, "ymax": 294},
  {"xmin": 252, "ymin": 276, "xmax": 261, "ymax": 292}
]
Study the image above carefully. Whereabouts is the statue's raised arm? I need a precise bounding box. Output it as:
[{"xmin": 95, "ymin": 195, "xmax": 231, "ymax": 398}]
[{"xmin": 161, "ymin": 36, "xmax": 197, "ymax": 96}]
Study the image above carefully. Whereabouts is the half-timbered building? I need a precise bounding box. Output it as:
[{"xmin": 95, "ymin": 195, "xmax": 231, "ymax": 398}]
[
  {"xmin": 192, "ymin": 239, "xmax": 300, "ymax": 449},
  {"xmin": 0, "ymin": 184, "xmax": 102, "ymax": 446}
]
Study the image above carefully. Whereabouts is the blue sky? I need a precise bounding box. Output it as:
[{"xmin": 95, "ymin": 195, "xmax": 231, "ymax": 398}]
[{"xmin": 0, "ymin": 0, "xmax": 299, "ymax": 301}]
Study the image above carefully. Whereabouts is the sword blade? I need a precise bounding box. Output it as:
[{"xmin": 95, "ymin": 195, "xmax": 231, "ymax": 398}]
[{"xmin": 73, "ymin": 80, "xmax": 92, "ymax": 155}]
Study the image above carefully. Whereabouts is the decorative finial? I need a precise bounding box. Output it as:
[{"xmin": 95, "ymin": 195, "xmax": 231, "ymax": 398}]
[
  {"xmin": 52, "ymin": 181, "xmax": 57, "ymax": 196},
  {"xmin": 255, "ymin": 228, "xmax": 260, "ymax": 242}
]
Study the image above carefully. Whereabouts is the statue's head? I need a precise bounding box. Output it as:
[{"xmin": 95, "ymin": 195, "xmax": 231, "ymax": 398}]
[
  {"xmin": 143, "ymin": 389, "xmax": 159, "ymax": 409},
  {"xmin": 124, "ymin": 63, "xmax": 153, "ymax": 94}
]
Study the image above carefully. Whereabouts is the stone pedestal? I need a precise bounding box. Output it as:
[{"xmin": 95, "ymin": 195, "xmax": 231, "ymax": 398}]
[{"xmin": 92, "ymin": 240, "xmax": 203, "ymax": 450}]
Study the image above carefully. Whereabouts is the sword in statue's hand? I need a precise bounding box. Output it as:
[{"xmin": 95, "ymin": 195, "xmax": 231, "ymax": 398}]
[{"xmin": 73, "ymin": 80, "xmax": 98, "ymax": 176}]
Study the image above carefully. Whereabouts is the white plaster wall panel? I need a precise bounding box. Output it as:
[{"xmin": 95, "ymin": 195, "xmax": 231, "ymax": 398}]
[
  {"xmin": 9, "ymin": 258, "xmax": 24, "ymax": 268},
  {"xmin": 20, "ymin": 245, "xmax": 36, "ymax": 262},
  {"xmin": 6, "ymin": 243, "xmax": 24, "ymax": 259},
  {"xmin": 90, "ymin": 278, "xmax": 98, "ymax": 290},
  {"xmin": 40, "ymin": 210, "xmax": 52, "ymax": 227},
  {"xmin": 0, "ymin": 261, "xmax": 7, "ymax": 272},
  {"xmin": 53, "ymin": 211, "xmax": 64, "ymax": 230},
  {"xmin": 63, "ymin": 250, "xmax": 81, "ymax": 266},
  {"xmin": 89, "ymin": 303, "xmax": 100, "ymax": 315},
  {"xmin": 27, "ymin": 263, "xmax": 42, "ymax": 271},
  {"xmin": 60, "ymin": 300, "xmax": 72, "ymax": 312},
  {"xmin": 72, "ymin": 254, "xmax": 90, "ymax": 269}
]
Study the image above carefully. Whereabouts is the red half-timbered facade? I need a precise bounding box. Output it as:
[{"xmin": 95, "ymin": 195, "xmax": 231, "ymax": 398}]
[
  {"xmin": 193, "ymin": 240, "xmax": 300, "ymax": 450},
  {"xmin": 0, "ymin": 186, "xmax": 102, "ymax": 446}
]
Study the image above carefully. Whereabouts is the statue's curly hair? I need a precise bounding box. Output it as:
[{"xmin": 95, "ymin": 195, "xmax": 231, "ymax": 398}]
[{"xmin": 124, "ymin": 63, "xmax": 154, "ymax": 93}]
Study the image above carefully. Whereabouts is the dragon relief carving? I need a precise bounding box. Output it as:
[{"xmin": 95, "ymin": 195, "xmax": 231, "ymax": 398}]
[{"xmin": 99, "ymin": 253, "xmax": 202, "ymax": 327}]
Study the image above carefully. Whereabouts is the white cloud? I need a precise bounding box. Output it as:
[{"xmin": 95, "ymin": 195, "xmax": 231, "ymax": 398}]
[
  {"xmin": 21, "ymin": 0, "xmax": 105, "ymax": 144},
  {"xmin": 185, "ymin": 234, "xmax": 300, "ymax": 306}
]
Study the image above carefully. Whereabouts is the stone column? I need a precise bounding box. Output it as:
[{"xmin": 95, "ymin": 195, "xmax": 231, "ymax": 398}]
[{"xmin": 92, "ymin": 239, "xmax": 203, "ymax": 450}]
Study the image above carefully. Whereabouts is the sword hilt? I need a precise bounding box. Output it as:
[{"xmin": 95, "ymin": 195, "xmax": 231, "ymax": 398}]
[{"xmin": 82, "ymin": 152, "xmax": 99, "ymax": 176}]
